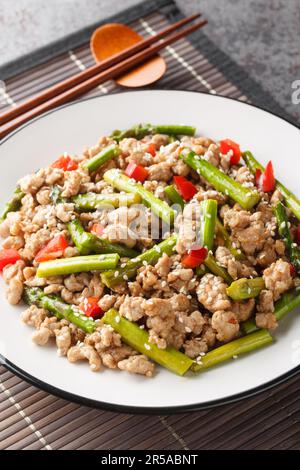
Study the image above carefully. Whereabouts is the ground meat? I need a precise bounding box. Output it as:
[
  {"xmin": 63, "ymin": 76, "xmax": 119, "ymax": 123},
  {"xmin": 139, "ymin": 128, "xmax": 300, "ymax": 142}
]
[
  {"xmin": 154, "ymin": 253, "xmax": 171, "ymax": 277},
  {"xmin": 147, "ymin": 162, "xmax": 172, "ymax": 182},
  {"xmin": 197, "ymin": 274, "xmax": 231, "ymax": 313},
  {"xmin": 18, "ymin": 170, "xmax": 45, "ymax": 194},
  {"xmin": 21, "ymin": 228, "xmax": 51, "ymax": 260},
  {"xmin": 231, "ymin": 299, "xmax": 255, "ymax": 322},
  {"xmin": 118, "ymin": 355, "xmax": 155, "ymax": 377},
  {"xmin": 97, "ymin": 345, "xmax": 132, "ymax": 369},
  {"xmin": 31, "ymin": 317, "xmax": 62, "ymax": 346},
  {"xmin": 2, "ymin": 260, "xmax": 25, "ymax": 305},
  {"xmin": 211, "ymin": 310, "xmax": 239, "ymax": 342},
  {"xmin": 103, "ymin": 224, "xmax": 137, "ymax": 248},
  {"xmin": 36, "ymin": 188, "xmax": 51, "ymax": 205},
  {"xmin": 234, "ymin": 166, "xmax": 255, "ymax": 186},
  {"xmin": 203, "ymin": 143, "xmax": 220, "ymax": 167},
  {"xmin": 98, "ymin": 294, "xmax": 117, "ymax": 312},
  {"xmin": 61, "ymin": 170, "xmax": 84, "ymax": 197},
  {"xmin": 67, "ymin": 344, "xmax": 101, "ymax": 372},
  {"xmin": 119, "ymin": 296, "xmax": 145, "ymax": 321},
  {"xmin": 256, "ymin": 238, "xmax": 278, "ymax": 267},
  {"xmin": 2, "ymin": 235, "xmax": 24, "ymax": 250},
  {"xmin": 263, "ymin": 259, "xmax": 293, "ymax": 300},
  {"xmin": 55, "ymin": 326, "xmax": 72, "ymax": 356},
  {"xmin": 195, "ymin": 189, "xmax": 228, "ymax": 205},
  {"xmin": 169, "ymin": 293, "xmax": 190, "ymax": 312},
  {"xmin": 0, "ymin": 212, "xmax": 23, "ymax": 238},
  {"xmin": 55, "ymin": 203, "xmax": 75, "ymax": 222},
  {"xmin": 224, "ymin": 208, "xmax": 251, "ymax": 230},
  {"xmin": 21, "ymin": 305, "xmax": 48, "ymax": 328},
  {"xmin": 176, "ymin": 310, "xmax": 205, "ymax": 335},
  {"xmin": 183, "ymin": 338, "xmax": 208, "ymax": 358},
  {"xmin": 255, "ymin": 312, "xmax": 278, "ymax": 330},
  {"xmin": 85, "ymin": 324, "xmax": 122, "ymax": 353},
  {"xmin": 215, "ymin": 246, "xmax": 256, "ymax": 280}
]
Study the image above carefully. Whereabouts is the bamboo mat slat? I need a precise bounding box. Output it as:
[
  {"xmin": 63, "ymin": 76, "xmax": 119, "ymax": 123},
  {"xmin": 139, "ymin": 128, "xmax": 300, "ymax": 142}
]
[{"xmin": 0, "ymin": 0, "xmax": 298, "ymax": 451}]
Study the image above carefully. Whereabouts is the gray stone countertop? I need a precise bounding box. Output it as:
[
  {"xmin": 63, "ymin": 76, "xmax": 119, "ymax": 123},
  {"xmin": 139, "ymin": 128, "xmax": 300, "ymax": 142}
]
[{"xmin": 0, "ymin": 0, "xmax": 299, "ymax": 123}]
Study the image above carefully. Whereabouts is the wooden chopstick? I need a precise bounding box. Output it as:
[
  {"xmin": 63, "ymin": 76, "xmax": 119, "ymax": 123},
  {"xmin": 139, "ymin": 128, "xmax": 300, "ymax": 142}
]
[
  {"xmin": 0, "ymin": 19, "xmax": 207, "ymax": 139},
  {"xmin": 0, "ymin": 14, "xmax": 201, "ymax": 127}
]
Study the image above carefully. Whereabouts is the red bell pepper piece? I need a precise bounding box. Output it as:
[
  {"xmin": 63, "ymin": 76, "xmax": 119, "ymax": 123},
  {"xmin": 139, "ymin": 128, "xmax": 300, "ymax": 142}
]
[
  {"xmin": 256, "ymin": 161, "xmax": 275, "ymax": 192},
  {"xmin": 220, "ymin": 139, "xmax": 241, "ymax": 165},
  {"xmin": 51, "ymin": 155, "xmax": 78, "ymax": 171},
  {"xmin": 79, "ymin": 297, "xmax": 103, "ymax": 318},
  {"xmin": 290, "ymin": 264, "xmax": 296, "ymax": 277},
  {"xmin": 0, "ymin": 249, "xmax": 21, "ymax": 272},
  {"xmin": 296, "ymin": 226, "xmax": 300, "ymax": 246},
  {"xmin": 173, "ymin": 176, "xmax": 197, "ymax": 201},
  {"xmin": 147, "ymin": 143, "xmax": 156, "ymax": 157},
  {"xmin": 35, "ymin": 234, "xmax": 69, "ymax": 263},
  {"xmin": 181, "ymin": 245, "xmax": 208, "ymax": 269},
  {"xmin": 125, "ymin": 162, "xmax": 149, "ymax": 183},
  {"xmin": 91, "ymin": 223, "xmax": 105, "ymax": 237}
]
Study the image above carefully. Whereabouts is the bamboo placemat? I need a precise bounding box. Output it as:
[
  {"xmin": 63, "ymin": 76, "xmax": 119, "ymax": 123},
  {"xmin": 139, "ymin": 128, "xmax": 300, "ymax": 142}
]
[{"xmin": 0, "ymin": 0, "xmax": 299, "ymax": 451}]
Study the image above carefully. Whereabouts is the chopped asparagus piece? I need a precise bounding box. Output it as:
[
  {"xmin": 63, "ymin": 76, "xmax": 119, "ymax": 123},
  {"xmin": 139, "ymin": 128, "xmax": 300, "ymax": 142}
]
[
  {"xmin": 243, "ymin": 150, "xmax": 300, "ymax": 221},
  {"xmin": 226, "ymin": 277, "xmax": 265, "ymax": 300},
  {"xmin": 104, "ymin": 169, "xmax": 175, "ymax": 225},
  {"xmin": 274, "ymin": 201, "xmax": 300, "ymax": 271},
  {"xmin": 181, "ymin": 149, "xmax": 260, "ymax": 210},
  {"xmin": 192, "ymin": 329, "xmax": 273, "ymax": 372},
  {"xmin": 23, "ymin": 287, "xmax": 96, "ymax": 333},
  {"xmin": 72, "ymin": 192, "xmax": 141, "ymax": 211},
  {"xmin": 103, "ymin": 308, "xmax": 193, "ymax": 375},
  {"xmin": 67, "ymin": 219, "xmax": 139, "ymax": 258},
  {"xmin": 199, "ymin": 199, "xmax": 217, "ymax": 251},
  {"xmin": 164, "ymin": 185, "xmax": 185, "ymax": 209},
  {"xmin": 0, "ymin": 188, "xmax": 24, "ymax": 223},
  {"xmin": 242, "ymin": 288, "xmax": 300, "ymax": 334},
  {"xmin": 110, "ymin": 124, "xmax": 196, "ymax": 142},
  {"xmin": 101, "ymin": 235, "xmax": 177, "ymax": 287},
  {"xmin": 216, "ymin": 218, "xmax": 245, "ymax": 260},
  {"xmin": 37, "ymin": 253, "xmax": 120, "ymax": 277},
  {"xmin": 82, "ymin": 144, "xmax": 120, "ymax": 173},
  {"xmin": 204, "ymin": 253, "xmax": 233, "ymax": 284}
]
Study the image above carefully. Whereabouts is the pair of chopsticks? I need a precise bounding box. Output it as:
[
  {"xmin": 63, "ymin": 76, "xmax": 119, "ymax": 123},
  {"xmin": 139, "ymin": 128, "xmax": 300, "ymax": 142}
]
[{"xmin": 0, "ymin": 14, "xmax": 207, "ymax": 139}]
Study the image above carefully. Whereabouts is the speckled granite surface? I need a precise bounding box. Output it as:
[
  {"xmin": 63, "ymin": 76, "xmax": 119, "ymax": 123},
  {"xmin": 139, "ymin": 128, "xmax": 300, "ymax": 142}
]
[{"xmin": 0, "ymin": 0, "xmax": 299, "ymax": 123}]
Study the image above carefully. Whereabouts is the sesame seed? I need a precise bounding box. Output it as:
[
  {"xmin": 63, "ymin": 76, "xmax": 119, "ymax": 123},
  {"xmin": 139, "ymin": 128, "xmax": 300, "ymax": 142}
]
[
  {"xmin": 144, "ymin": 343, "xmax": 151, "ymax": 350},
  {"xmin": 233, "ymin": 355, "xmax": 238, "ymax": 359},
  {"xmin": 115, "ymin": 315, "xmax": 120, "ymax": 323},
  {"xmin": 123, "ymin": 274, "xmax": 128, "ymax": 280},
  {"xmin": 114, "ymin": 271, "xmax": 119, "ymax": 278}
]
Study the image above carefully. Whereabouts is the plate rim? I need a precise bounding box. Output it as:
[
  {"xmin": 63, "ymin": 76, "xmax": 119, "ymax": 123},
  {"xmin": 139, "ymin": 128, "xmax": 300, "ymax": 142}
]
[{"xmin": 1, "ymin": 89, "xmax": 299, "ymax": 414}]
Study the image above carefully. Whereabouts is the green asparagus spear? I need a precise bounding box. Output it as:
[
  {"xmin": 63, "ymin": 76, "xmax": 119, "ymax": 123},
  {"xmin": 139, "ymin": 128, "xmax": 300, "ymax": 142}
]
[
  {"xmin": 191, "ymin": 329, "xmax": 273, "ymax": 372},
  {"xmin": 164, "ymin": 185, "xmax": 185, "ymax": 209},
  {"xmin": 101, "ymin": 235, "xmax": 177, "ymax": 287},
  {"xmin": 104, "ymin": 169, "xmax": 175, "ymax": 225},
  {"xmin": 226, "ymin": 277, "xmax": 265, "ymax": 300},
  {"xmin": 0, "ymin": 188, "xmax": 25, "ymax": 223},
  {"xmin": 67, "ymin": 219, "xmax": 139, "ymax": 258},
  {"xmin": 82, "ymin": 144, "xmax": 120, "ymax": 173},
  {"xmin": 243, "ymin": 151, "xmax": 300, "ymax": 221},
  {"xmin": 110, "ymin": 124, "xmax": 196, "ymax": 142},
  {"xmin": 242, "ymin": 287, "xmax": 300, "ymax": 334},
  {"xmin": 180, "ymin": 149, "xmax": 260, "ymax": 210},
  {"xmin": 103, "ymin": 308, "xmax": 193, "ymax": 375},
  {"xmin": 199, "ymin": 199, "xmax": 217, "ymax": 251},
  {"xmin": 72, "ymin": 192, "xmax": 141, "ymax": 211},
  {"xmin": 216, "ymin": 218, "xmax": 245, "ymax": 260},
  {"xmin": 274, "ymin": 201, "xmax": 300, "ymax": 271},
  {"xmin": 204, "ymin": 253, "xmax": 233, "ymax": 284},
  {"xmin": 23, "ymin": 287, "xmax": 96, "ymax": 333},
  {"xmin": 37, "ymin": 253, "xmax": 120, "ymax": 277}
]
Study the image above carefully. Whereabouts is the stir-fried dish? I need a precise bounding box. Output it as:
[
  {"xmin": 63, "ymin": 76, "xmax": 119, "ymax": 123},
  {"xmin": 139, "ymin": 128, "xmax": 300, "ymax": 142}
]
[{"xmin": 1, "ymin": 123, "xmax": 300, "ymax": 377}]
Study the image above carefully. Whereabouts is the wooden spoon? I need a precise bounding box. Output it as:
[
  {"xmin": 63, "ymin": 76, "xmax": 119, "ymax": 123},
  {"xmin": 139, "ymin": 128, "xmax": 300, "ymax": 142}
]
[{"xmin": 90, "ymin": 23, "xmax": 166, "ymax": 87}]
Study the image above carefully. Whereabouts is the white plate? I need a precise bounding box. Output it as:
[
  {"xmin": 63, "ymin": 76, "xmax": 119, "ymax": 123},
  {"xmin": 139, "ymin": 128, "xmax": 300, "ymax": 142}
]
[{"xmin": 1, "ymin": 90, "xmax": 300, "ymax": 413}]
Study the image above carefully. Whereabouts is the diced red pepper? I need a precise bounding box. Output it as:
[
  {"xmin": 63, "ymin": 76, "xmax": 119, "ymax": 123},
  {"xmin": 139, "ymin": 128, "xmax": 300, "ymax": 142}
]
[
  {"xmin": 181, "ymin": 245, "xmax": 208, "ymax": 269},
  {"xmin": 220, "ymin": 139, "xmax": 241, "ymax": 165},
  {"xmin": 228, "ymin": 316, "xmax": 238, "ymax": 325},
  {"xmin": 290, "ymin": 264, "xmax": 296, "ymax": 277},
  {"xmin": 79, "ymin": 296, "xmax": 103, "ymax": 318},
  {"xmin": 91, "ymin": 223, "xmax": 105, "ymax": 237},
  {"xmin": 35, "ymin": 234, "xmax": 69, "ymax": 263},
  {"xmin": 125, "ymin": 162, "xmax": 149, "ymax": 183},
  {"xmin": 296, "ymin": 226, "xmax": 300, "ymax": 246},
  {"xmin": 173, "ymin": 176, "xmax": 197, "ymax": 201},
  {"xmin": 51, "ymin": 155, "xmax": 78, "ymax": 171},
  {"xmin": 256, "ymin": 161, "xmax": 275, "ymax": 192},
  {"xmin": 147, "ymin": 143, "xmax": 156, "ymax": 157},
  {"xmin": 0, "ymin": 249, "xmax": 21, "ymax": 272}
]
